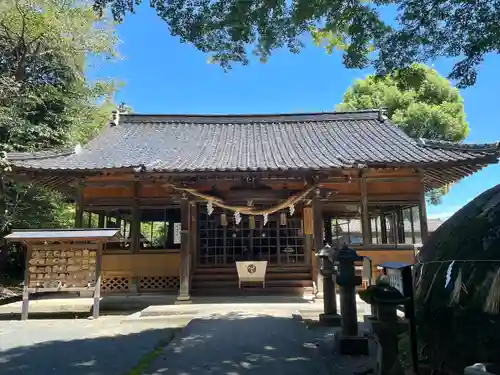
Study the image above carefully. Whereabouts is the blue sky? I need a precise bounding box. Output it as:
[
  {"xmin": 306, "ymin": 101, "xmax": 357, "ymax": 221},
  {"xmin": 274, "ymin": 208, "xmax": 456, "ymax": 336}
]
[{"xmin": 92, "ymin": 5, "xmax": 499, "ymax": 220}]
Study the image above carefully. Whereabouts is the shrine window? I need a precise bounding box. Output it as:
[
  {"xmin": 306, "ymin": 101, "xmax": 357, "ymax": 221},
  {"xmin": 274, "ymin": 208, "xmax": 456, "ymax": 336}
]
[
  {"xmin": 330, "ymin": 217, "xmax": 363, "ymax": 247},
  {"xmin": 369, "ymin": 205, "xmax": 421, "ymax": 245},
  {"xmin": 138, "ymin": 206, "xmax": 181, "ymax": 250},
  {"xmin": 101, "ymin": 209, "xmax": 132, "ymax": 251}
]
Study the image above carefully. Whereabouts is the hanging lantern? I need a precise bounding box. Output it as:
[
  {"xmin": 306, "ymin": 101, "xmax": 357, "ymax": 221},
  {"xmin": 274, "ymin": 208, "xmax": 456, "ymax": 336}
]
[
  {"xmin": 289, "ymin": 204, "xmax": 295, "ymax": 216},
  {"xmin": 280, "ymin": 211, "xmax": 287, "ymax": 226},
  {"xmin": 221, "ymin": 213, "xmax": 228, "ymax": 227},
  {"xmin": 207, "ymin": 201, "xmax": 214, "ymax": 216},
  {"xmin": 234, "ymin": 211, "xmax": 242, "ymax": 225},
  {"xmin": 263, "ymin": 213, "xmax": 268, "ymax": 226}
]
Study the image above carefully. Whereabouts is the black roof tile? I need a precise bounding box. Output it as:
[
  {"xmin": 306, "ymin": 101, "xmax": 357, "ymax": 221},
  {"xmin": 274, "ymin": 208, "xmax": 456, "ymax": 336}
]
[{"xmin": 7, "ymin": 110, "xmax": 499, "ymax": 177}]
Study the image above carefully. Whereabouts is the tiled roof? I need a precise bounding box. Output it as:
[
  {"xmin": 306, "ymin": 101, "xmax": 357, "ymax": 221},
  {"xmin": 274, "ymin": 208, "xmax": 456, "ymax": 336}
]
[{"xmin": 7, "ymin": 110, "xmax": 500, "ymax": 187}]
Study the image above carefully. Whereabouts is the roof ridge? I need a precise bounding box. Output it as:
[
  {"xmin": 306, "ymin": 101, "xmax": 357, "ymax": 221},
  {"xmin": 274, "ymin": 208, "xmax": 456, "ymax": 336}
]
[
  {"xmin": 418, "ymin": 138, "xmax": 500, "ymax": 152},
  {"xmin": 119, "ymin": 110, "xmax": 383, "ymax": 124},
  {"xmin": 7, "ymin": 147, "xmax": 76, "ymax": 161}
]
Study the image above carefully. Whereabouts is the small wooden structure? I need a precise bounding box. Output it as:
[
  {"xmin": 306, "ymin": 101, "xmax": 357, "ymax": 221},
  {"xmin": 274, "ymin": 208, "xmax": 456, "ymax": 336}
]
[
  {"xmin": 235, "ymin": 261, "xmax": 268, "ymax": 288},
  {"xmin": 5, "ymin": 228, "xmax": 120, "ymax": 320},
  {"xmin": 5, "ymin": 110, "xmax": 500, "ymax": 298}
]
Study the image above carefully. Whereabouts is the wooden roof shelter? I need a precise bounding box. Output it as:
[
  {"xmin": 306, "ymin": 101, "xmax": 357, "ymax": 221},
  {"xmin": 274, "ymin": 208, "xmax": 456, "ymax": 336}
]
[{"xmin": 5, "ymin": 229, "xmax": 120, "ymax": 320}]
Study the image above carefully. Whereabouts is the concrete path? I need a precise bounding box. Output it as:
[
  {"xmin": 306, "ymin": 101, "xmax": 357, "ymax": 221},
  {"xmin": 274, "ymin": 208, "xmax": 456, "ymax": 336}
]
[
  {"xmin": 142, "ymin": 312, "xmax": 331, "ymax": 375},
  {"xmin": 0, "ymin": 317, "xmax": 181, "ymax": 375}
]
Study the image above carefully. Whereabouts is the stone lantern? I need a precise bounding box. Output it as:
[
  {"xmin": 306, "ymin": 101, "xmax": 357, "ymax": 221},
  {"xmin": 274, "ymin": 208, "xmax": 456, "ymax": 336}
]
[
  {"xmin": 316, "ymin": 244, "xmax": 341, "ymax": 326},
  {"xmin": 336, "ymin": 244, "xmax": 369, "ymax": 355},
  {"xmin": 359, "ymin": 276, "xmax": 409, "ymax": 374}
]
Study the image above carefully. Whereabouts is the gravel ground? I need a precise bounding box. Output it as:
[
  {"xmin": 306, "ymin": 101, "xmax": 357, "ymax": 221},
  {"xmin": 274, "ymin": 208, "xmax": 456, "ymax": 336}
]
[{"xmin": 0, "ymin": 317, "xmax": 180, "ymax": 375}]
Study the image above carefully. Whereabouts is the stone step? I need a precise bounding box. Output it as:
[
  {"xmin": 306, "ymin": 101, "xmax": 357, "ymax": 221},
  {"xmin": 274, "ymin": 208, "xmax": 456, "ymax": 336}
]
[
  {"xmin": 194, "ymin": 266, "xmax": 311, "ymax": 275},
  {"xmin": 192, "ymin": 279, "xmax": 313, "ymax": 289},
  {"xmin": 192, "ymin": 272, "xmax": 312, "ymax": 282}
]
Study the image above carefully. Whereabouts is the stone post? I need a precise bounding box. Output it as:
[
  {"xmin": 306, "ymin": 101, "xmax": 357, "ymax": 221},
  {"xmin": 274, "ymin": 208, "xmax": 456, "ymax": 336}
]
[{"xmin": 316, "ymin": 244, "xmax": 341, "ymax": 326}]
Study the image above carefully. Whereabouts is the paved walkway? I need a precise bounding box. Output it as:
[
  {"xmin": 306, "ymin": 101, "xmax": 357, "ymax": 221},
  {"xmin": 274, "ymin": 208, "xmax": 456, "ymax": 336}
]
[
  {"xmin": 142, "ymin": 312, "xmax": 331, "ymax": 375},
  {"xmin": 0, "ymin": 317, "xmax": 180, "ymax": 375}
]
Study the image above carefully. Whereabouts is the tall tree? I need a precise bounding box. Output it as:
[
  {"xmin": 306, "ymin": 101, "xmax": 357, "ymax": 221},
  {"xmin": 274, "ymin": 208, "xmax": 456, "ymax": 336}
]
[
  {"xmin": 91, "ymin": 0, "xmax": 500, "ymax": 88},
  {"xmin": 336, "ymin": 64, "xmax": 469, "ymax": 203},
  {"xmin": 0, "ymin": 0, "xmax": 120, "ymax": 281},
  {"xmin": 336, "ymin": 64, "xmax": 469, "ymax": 142}
]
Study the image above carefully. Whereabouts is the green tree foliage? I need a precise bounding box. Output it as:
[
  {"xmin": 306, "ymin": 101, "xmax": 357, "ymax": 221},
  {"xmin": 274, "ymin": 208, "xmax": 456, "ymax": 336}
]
[
  {"xmin": 336, "ymin": 64, "xmax": 469, "ymax": 142},
  {"xmin": 336, "ymin": 64, "xmax": 469, "ymax": 204},
  {"xmin": 0, "ymin": 0, "xmax": 120, "ymax": 281},
  {"xmin": 92, "ymin": 0, "xmax": 499, "ymax": 87}
]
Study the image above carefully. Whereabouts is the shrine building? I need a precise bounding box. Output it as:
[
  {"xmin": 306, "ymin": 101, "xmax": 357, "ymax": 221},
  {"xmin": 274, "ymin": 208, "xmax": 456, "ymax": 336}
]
[{"xmin": 6, "ymin": 109, "xmax": 500, "ymax": 300}]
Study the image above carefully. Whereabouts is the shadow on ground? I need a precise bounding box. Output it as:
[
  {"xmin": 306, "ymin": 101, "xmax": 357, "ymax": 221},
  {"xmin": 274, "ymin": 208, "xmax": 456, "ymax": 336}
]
[
  {"xmin": 141, "ymin": 312, "xmax": 331, "ymax": 375},
  {"xmin": 0, "ymin": 327, "xmax": 176, "ymax": 375}
]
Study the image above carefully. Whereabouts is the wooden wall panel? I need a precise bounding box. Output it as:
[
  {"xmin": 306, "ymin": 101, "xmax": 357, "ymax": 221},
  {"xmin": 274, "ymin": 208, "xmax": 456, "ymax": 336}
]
[
  {"xmin": 83, "ymin": 186, "xmax": 134, "ymax": 199},
  {"xmin": 367, "ymin": 180, "xmax": 421, "ymax": 196},
  {"xmin": 102, "ymin": 253, "xmax": 180, "ymax": 277},
  {"xmin": 356, "ymin": 249, "xmax": 416, "ymax": 265},
  {"xmin": 364, "ymin": 168, "xmax": 418, "ymax": 178},
  {"xmin": 86, "ymin": 174, "xmax": 135, "ymax": 182},
  {"xmin": 322, "ymin": 182, "xmax": 360, "ymax": 195},
  {"xmin": 140, "ymin": 184, "xmax": 173, "ymax": 198}
]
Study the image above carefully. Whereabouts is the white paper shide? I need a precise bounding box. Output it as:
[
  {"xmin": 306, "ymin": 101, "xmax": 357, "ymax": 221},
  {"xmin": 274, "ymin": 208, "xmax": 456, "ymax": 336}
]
[{"xmin": 173, "ymin": 222, "xmax": 182, "ymax": 244}]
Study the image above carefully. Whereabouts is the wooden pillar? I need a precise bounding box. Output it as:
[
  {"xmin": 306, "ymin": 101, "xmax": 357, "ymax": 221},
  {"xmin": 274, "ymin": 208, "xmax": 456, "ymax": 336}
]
[
  {"xmin": 131, "ymin": 181, "xmax": 141, "ymax": 253},
  {"xmin": 324, "ymin": 215, "xmax": 333, "ymax": 245},
  {"xmin": 312, "ymin": 193, "xmax": 324, "ymax": 298},
  {"xmin": 130, "ymin": 180, "xmax": 140, "ymax": 293},
  {"xmin": 409, "ymin": 207, "xmax": 416, "ymax": 244},
  {"xmin": 189, "ymin": 202, "xmax": 198, "ymax": 286},
  {"xmin": 360, "ymin": 174, "xmax": 371, "ymax": 245},
  {"xmin": 21, "ymin": 244, "xmax": 31, "ymax": 320},
  {"xmin": 396, "ymin": 208, "xmax": 405, "ymax": 243},
  {"xmin": 75, "ymin": 180, "xmax": 84, "ymax": 228},
  {"xmin": 380, "ymin": 211, "xmax": 388, "ymax": 244},
  {"xmin": 177, "ymin": 197, "xmax": 191, "ymax": 302},
  {"xmin": 303, "ymin": 205, "xmax": 314, "ymax": 278},
  {"xmin": 419, "ymin": 178, "xmax": 429, "ymax": 244},
  {"xmin": 98, "ymin": 213, "xmax": 105, "ymax": 228},
  {"xmin": 93, "ymin": 243, "xmax": 103, "ymax": 319}
]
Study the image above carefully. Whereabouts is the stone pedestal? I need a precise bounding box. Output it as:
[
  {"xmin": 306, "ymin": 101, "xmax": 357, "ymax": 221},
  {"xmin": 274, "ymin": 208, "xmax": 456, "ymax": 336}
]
[
  {"xmin": 319, "ymin": 313, "xmax": 342, "ymax": 326},
  {"xmin": 337, "ymin": 335, "xmax": 370, "ymax": 356},
  {"xmin": 175, "ymin": 296, "xmax": 192, "ymax": 305},
  {"xmin": 319, "ymin": 271, "xmax": 341, "ymax": 326}
]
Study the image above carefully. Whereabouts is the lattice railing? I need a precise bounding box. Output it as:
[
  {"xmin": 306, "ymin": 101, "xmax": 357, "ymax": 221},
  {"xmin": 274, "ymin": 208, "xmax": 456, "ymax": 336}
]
[
  {"xmin": 138, "ymin": 276, "xmax": 180, "ymax": 292},
  {"xmin": 102, "ymin": 277, "xmax": 130, "ymax": 293}
]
